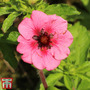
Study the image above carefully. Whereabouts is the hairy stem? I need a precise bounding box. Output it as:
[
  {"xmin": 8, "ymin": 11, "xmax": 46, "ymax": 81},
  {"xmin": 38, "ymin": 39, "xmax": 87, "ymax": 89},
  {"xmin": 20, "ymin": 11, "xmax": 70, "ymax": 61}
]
[{"xmin": 38, "ymin": 70, "xmax": 48, "ymax": 90}]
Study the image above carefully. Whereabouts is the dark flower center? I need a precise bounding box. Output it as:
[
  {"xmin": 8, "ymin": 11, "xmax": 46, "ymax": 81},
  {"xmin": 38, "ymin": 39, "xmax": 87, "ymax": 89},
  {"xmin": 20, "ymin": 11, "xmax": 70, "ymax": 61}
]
[
  {"xmin": 40, "ymin": 36, "xmax": 49, "ymax": 45},
  {"xmin": 32, "ymin": 29, "xmax": 53, "ymax": 49}
]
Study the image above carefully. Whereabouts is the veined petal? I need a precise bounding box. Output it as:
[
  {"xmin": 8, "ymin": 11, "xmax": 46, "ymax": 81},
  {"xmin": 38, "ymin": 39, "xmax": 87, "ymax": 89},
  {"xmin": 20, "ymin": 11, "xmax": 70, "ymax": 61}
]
[
  {"xmin": 17, "ymin": 35, "xmax": 30, "ymax": 43},
  {"xmin": 16, "ymin": 43, "xmax": 31, "ymax": 54},
  {"xmin": 32, "ymin": 51, "xmax": 45, "ymax": 70},
  {"xmin": 18, "ymin": 18, "xmax": 35, "ymax": 39},
  {"xmin": 21, "ymin": 53, "xmax": 32, "ymax": 64},
  {"xmin": 58, "ymin": 30, "xmax": 73, "ymax": 47},
  {"xmin": 50, "ymin": 45, "xmax": 70, "ymax": 60},
  {"xmin": 51, "ymin": 16, "xmax": 67, "ymax": 34},
  {"xmin": 16, "ymin": 40, "xmax": 38, "ymax": 54},
  {"xmin": 44, "ymin": 14, "xmax": 57, "ymax": 34},
  {"xmin": 31, "ymin": 10, "xmax": 49, "ymax": 34},
  {"xmin": 44, "ymin": 53, "xmax": 61, "ymax": 71}
]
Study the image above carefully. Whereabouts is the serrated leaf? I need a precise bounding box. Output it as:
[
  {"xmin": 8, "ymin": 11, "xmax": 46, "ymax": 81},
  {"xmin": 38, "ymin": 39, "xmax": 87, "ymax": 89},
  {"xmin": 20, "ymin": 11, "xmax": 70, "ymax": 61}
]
[
  {"xmin": 0, "ymin": 43, "xmax": 18, "ymax": 69},
  {"xmin": 0, "ymin": 7, "xmax": 13, "ymax": 16},
  {"xmin": 67, "ymin": 22, "xmax": 89, "ymax": 64},
  {"xmin": 45, "ymin": 4, "xmax": 80, "ymax": 16},
  {"xmin": 2, "ymin": 12, "xmax": 21, "ymax": 33},
  {"xmin": 40, "ymin": 73, "xmax": 63, "ymax": 90},
  {"xmin": 64, "ymin": 75, "xmax": 72, "ymax": 90},
  {"xmin": 47, "ymin": 86, "xmax": 59, "ymax": 90}
]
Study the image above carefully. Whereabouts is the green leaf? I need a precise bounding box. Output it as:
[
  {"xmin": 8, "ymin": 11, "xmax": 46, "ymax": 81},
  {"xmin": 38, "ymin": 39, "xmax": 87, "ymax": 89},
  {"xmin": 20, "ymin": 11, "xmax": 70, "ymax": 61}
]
[
  {"xmin": 76, "ymin": 61, "xmax": 90, "ymax": 73},
  {"xmin": 81, "ymin": 0, "xmax": 90, "ymax": 12},
  {"xmin": 0, "ymin": 7, "xmax": 13, "ymax": 16},
  {"xmin": 67, "ymin": 22, "xmax": 89, "ymax": 65},
  {"xmin": 0, "ymin": 25, "xmax": 19, "ymax": 45},
  {"xmin": 74, "ymin": 77, "xmax": 80, "ymax": 89},
  {"xmin": 77, "ymin": 80, "xmax": 90, "ymax": 90},
  {"xmin": 47, "ymin": 86, "xmax": 59, "ymax": 90},
  {"xmin": 2, "ymin": 12, "xmax": 21, "ymax": 33},
  {"xmin": 45, "ymin": 4, "xmax": 80, "ymax": 16},
  {"xmin": 64, "ymin": 75, "xmax": 72, "ymax": 90},
  {"xmin": 76, "ymin": 74, "xmax": 90, "ymax": 82},
  {"xmin": 55, "ymin": 81, "xmax": 64, "ymax": 87},
  {"xmin": 68, "ymin": 24, "xmax": 72, "ymax": 29},
  {"xmin": 0, "ymin": 81, "xmax": 6, "ymax": 90},
  {"xmin": 7, "ymin": 31, "xmax": 20, "ymax": 44},
  {"xmin": 0, "ymin": 43, "xmax": 18, "ymax": 69},
  {"xmin": 40, "ymin": 73, "xmax": 63, "ymax": 90},
  {"xmin": 80, "ymin": 11, "xmax": 90, "ymax": 30},
  {"xmin": 0, "ymin": 24, "xmax": 4, "ymax": 38}
]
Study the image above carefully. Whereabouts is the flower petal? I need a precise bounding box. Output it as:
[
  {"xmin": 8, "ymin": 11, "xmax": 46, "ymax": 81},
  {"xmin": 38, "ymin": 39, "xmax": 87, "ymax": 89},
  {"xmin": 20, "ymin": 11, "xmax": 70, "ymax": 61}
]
[
  {"xmin": 44, "ymin": 14, "xmax": 57, "ymax": 34},
  {"xmin": 51, "ymin": 16, "xmax": 67, "ymax": 34},
  {"xmin": 44, "ymin": 53, "xmax": 61, "ymax": 71},
  {"xmin": 16, "ymin": 43, "xmax": 31, "ymax": 54},
  {"xmin": 58, "ymin": 30, "xmax": 73, "ymax": 47},
  {"xmin": 17, "ymin": 35, "xmax": 29, "ymax": 43},
  {"xmin": 50, "ymin": 45, "xmax": 70, "ymax": 60},
  {"xmin": 18, "ymin": 18, "xmax": 34, "ymax": 39},
  {"xmin": 16, "ymin": 39, "xmax": 38, "ymax": 54},
  {"xmin": 31, "ymin": 10, "xmax": 48, "ymax": 34},
  {"xmin": 21, "ymin": 53, "xmax": 32, "ymax": 64},
  {"xmin": 32, "ymin": 51, "xmax": 45, "ymax": 70}
]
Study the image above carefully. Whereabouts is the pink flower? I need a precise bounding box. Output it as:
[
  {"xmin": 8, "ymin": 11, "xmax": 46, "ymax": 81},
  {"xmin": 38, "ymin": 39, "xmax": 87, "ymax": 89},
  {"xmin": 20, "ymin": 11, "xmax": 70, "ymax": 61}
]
[{"xmin": 16, "ymin": 10, "xmax": 73, "ymax": 71}]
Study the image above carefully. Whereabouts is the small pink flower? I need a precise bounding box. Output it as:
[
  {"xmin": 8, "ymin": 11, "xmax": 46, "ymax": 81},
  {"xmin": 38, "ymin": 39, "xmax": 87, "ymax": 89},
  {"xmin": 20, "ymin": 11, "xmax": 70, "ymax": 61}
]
[{"xmin": 17, "ymin": 10, "xmax": 73, "ymax": 71}]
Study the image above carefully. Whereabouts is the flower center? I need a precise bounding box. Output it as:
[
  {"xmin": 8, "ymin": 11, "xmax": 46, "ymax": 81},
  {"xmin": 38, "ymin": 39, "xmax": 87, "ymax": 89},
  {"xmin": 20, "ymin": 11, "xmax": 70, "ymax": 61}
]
[
  {"xmin": 32, "ymin": 29, "xmax": 53, "ymax": 49},
  {"xmin": 40, "ymin": 36, "xmax": 49, "ymax": 45}
]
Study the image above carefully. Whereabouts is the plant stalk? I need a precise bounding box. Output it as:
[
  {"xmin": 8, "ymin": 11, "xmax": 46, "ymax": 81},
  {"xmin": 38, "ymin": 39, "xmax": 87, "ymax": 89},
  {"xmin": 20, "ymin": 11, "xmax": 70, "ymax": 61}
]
[{"xmin": 38, "ymin": 70, "xmax": 48, "ymax": 90}]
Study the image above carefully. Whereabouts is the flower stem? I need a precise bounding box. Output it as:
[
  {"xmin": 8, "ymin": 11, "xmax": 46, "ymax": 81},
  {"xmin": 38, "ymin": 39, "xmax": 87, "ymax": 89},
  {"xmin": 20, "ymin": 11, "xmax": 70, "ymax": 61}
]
[{"xmin": 38, "ymin": 70, "xmax": 48, "ymax": 90}]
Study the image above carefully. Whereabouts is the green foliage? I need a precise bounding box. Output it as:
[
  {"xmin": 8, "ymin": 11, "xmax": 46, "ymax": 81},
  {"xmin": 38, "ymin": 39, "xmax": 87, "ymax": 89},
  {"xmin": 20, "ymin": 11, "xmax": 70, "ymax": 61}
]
[
  {"xmin": 68, "ymin": 22, "xmax": 89, "ymax": 65},
  {"xmin": 40, "ymin": 73, "xmax": 63, "ymax": 90},
  {"xmin": 7, "ymin": 31, "xmax": 20, "ymax": 44},
  {"xmin": 2, "ymin": 12, "xmax": 21, "ymax": 33},
  {"xmin": 0, "ymin": 24, "xmax": 18, "ymax": 69},
  {"xmin": 47, "ymin": 86, "xmax": 59, "ymax": 90},
  {"xmin": 76, "ymin": 61, "xmax": 90, "ymax": 73},
  {"xmin": 0, "ymin": 43, "xmax": 18, "ymax": 69},
  {"xmin": 64, "ymin": 75, "xmax": 72, "ymax": 90},
  {"xmin": 0, "ymin": 24, "xmax": 20, "ymax": 44},
  {"xmin": 0, "ymin": 81, "xmax": 6, "ymax": 90},
  {"xmin": 0, "ymin": 7, "xmax": 14, "ymax": 16},
  {"xmin": 78, "ymin": 80, "xmax": 90, "ymax": 90},
  {"xmin": 44, "ymin": 4, "xmax": 80, "ymax": 16},
  {"xmin": 81, "ymin": 0, "xmax": 90, "ymax": 12},
  {"xmin": 80, "ymin": 10, "xmax": 90, "ymax": 30}
]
